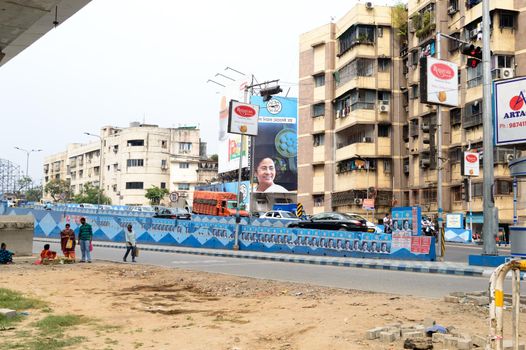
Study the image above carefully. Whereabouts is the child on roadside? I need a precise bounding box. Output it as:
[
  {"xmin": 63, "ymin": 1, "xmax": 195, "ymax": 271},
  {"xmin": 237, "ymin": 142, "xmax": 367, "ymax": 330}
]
[{"xmin": 36, "ymin": 244, "xmax": 57, "ymax": 265}]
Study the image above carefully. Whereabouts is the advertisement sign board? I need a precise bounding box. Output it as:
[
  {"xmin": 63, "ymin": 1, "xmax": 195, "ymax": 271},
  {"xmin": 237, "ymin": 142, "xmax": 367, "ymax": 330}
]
[
  {"xmin": 461, "ymin": 151, "xmax": 480, "ymax": 176},
  {"xmin": 493, "ymin": 76, "xmax": 526, "ymax": 146},
  {"xmin": 218, "ymin": 76, "xmax": 251, "ymax": 174},
  {"xmin": 419, "ymin": 57, "xmax": 459, "ymax": 107},
  {"xmin": 362, "ymin": 198, "xmax": 375, "ymax": 211},
  {"xmin": 446, "ymin": 213, "xmax": 463, "ymax": 229},
  {"xmin": 250, "ymin": 96, "xmax": 298, "ymax": 193},
  {"xmin": 228, "ymin": 101, "xmax": 259, "ymax": 136},
  {"xmin": 391, "ymin": 206, "xmax": 422, "ymax": 255}
]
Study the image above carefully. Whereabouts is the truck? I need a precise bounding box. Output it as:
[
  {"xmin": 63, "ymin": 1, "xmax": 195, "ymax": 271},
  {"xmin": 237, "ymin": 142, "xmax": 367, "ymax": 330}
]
[{"xmin": 192, "ymin": 191, "xmax": 249, "ymax": 217}]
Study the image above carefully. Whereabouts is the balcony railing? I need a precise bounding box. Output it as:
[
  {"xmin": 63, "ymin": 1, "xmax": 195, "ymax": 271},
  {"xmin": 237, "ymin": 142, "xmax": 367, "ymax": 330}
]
[{"xmin": 462, "ymin": 113, "xmax": 483, "ymax": 129}]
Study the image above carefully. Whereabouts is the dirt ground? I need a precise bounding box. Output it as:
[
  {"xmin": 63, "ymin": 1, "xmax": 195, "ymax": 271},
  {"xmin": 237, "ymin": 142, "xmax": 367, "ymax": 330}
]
[{"xmin": 1, "ymin": 258, "xmax": 524, "ymax": 350}]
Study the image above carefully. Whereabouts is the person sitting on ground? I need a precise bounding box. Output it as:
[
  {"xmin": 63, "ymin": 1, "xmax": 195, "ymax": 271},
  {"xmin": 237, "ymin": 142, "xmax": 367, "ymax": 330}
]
[
  {"xmin": 40, "ymin": 244, "xmax": 57, "ymax": 262},
  {"xmin": 0, "ymin": 242, "xmax": 14, "ymax": 264}
]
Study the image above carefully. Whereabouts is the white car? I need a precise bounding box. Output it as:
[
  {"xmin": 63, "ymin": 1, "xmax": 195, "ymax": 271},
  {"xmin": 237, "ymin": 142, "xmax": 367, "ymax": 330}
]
[
  {"xmin": 346, "ymin": 213, "xmax": 378, "ymax": 232},
  {"xmin": 262, "ymin": 210, "xmax": 300, "ymax": 221}
]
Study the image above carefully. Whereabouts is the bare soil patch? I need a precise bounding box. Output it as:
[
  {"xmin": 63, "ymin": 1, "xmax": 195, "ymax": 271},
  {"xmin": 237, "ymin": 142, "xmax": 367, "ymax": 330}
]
[{"xmin": 0, "ymin": 258, "xmax": 524, "ymax": 349}]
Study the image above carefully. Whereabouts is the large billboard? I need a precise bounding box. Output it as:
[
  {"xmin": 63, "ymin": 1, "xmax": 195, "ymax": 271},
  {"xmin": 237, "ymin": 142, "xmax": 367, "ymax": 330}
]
[
  {"xmin": 419, "ymin": 56, "xmax": 459, "ymax": 107},
  {"xmin": 494, "ymin": 76, "xmax": 526, "ymax": 146},
  {"xmin": 250, "ymin": 96, "xmax": 298, "ymax": 193},
  {"xmin": 218, "ymin": 76, "xmax": 250, "ymax": 174}
]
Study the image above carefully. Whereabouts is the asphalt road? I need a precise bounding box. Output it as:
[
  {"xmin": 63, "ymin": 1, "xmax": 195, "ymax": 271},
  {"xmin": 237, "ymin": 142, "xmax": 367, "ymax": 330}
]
[
  {"xmin": 34, "ymin": 241, "xmax": 524, "ymax": 299},
  {"xmin": 444, "ymin": 242, "xmax": 511, "ymax": 263}
]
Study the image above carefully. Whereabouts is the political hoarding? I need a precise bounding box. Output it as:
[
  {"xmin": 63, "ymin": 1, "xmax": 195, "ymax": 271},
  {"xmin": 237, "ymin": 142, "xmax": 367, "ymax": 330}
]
[
  {"xmin": 419, "ymin": 56, "xmax": 459, "ymax": 107},
  {"xmin": 218, "ymin": 76, "xmax": 251, "ymax": 174},
  {"xmin": 494, "ymin": 76, "xmax": 526, "ymax": 146},
  {"xmin": 249, "ymin": 95, "xmax": 298, "ymax": 193},
  {"xmin": 391, "ymin": 206, "xmax": 429, "ymax": 254}
]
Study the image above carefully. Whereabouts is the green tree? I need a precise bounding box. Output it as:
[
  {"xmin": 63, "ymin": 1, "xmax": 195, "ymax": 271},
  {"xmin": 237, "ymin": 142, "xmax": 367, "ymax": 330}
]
[
  {"xmin": 145, "ymin": 186, "xmax": 169, "ymax": 205},
  {"xmin": 25, "ymin": 185, "xmax": 43, "ymax": 202},
  {"xmin": 392, "ymin": 3, "xmax": 408, "ymax": 41},
  {"xmin": 17, "ymin": 176, "xmax": 33, "ymax": 192},
  {"xmin": 44, "ymin": 179, "xmax": 71, "ymax": 202},
  {"xmin": 74, "ymin": 183, "xmax": 111, "ymax": 205}
]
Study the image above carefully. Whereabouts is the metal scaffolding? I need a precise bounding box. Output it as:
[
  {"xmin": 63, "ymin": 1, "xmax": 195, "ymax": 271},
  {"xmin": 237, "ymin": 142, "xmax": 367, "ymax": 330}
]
[{"xmin": 0, "ymin": 159, "xmax": 22, "ymax": 197}]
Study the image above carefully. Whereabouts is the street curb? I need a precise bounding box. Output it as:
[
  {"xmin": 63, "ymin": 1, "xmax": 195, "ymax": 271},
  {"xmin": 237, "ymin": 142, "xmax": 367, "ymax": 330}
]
[{"xmin": 34, "ymin": 238, "xmax": 490, "ymax": 277}]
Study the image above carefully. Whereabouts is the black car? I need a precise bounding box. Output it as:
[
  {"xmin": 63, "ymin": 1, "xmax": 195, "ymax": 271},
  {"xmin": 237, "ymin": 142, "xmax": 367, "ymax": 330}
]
[
  {"xmin": 153, "ymin": 207, "xmax": 191, "ymax": 220},
  {"xmin": 287, "ymin": 212, "xmax": 373, "ymax": 232}
]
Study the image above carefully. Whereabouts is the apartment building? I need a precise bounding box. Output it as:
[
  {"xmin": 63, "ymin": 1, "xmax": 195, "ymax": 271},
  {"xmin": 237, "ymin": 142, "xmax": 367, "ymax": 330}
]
[
  {"xmin": 43, "ymin": 123, "xmax": 216, "ymax": 206},
  {"xmin": 299, "ymin": 1, "xmax": 525, "ymax": 227},
  {"xmin": 405, "ymin": 0, "xmax": 526, "ymax": 226},
  {"xmin": 298, "ymin": 4, "xmax": 401, "ymax": 217}
]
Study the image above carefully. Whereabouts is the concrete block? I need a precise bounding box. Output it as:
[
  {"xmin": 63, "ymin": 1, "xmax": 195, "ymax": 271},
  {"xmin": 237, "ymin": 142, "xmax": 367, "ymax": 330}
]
[
  {"xmin": 379, "ymin": 331, "xmax": 397, "ymax": 342},
  {"xmin": 432, "ymin": 333, "xmax": 448, "ymax": 343},
  {"xmin": 471, "ymin": 335, "xmax": 487, "ymax": 348},
  {"xmin": 444, "ymin": 337, "xmax": 459, "ymax": 348},
  {"xmin": 466, "ymin": 291, "xmax": 486, "ymax": 297},
  {"xmin": 468, "ymin": 296, "xmax": 489, "ymax": 306},
  {"xmin": 403, "ymin": 331, "xmax": 425, "ymax": 339},
  {"xmin": 450, "ymin": 291, "xmax": 467, "ymax": 297},
  {"xmin": 366, "ymin": 327, "xmax": 385, "ymax": 340},
  {"xmin": 0, "ymin": 308, "xmax": 16, "ymax": 318},
  {"xmin": 457, "ymin": 338, "xmax": 472, "ymax": 349},
  {"xmin": 444, "ymin": 296, "xmax": 460, "ymax": 303}
]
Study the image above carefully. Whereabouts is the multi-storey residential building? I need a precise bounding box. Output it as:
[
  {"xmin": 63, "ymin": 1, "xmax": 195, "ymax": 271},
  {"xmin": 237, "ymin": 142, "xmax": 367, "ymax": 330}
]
[
  {"xmin": 298, "ymin": 4, "xmax": 401, "ymax": 218},
  {"xmin": 43, "ymin": 123, "xmax": 216, "ymax": 206},
  {"xmin": 299, "ymin": 1, "xmax": 525, "ymax": 231}
]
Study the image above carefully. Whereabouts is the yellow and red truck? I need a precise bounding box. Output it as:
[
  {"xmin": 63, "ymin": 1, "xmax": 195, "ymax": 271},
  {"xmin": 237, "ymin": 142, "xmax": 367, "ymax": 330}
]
[{"xmin": 192, "ymin": 191, "xmax": 249, "ymax": 217}]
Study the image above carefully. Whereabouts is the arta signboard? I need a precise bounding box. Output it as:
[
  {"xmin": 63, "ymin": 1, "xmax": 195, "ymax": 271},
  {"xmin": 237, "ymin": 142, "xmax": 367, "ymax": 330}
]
[
  {"xmin": 494, "ymin": 76, "xmax": 526, "ymax": 146},
  {"xmin": 419, "ymin": 56, "xmax": 459, "ymax": 107},
  {"xmin": 461, "ymin": 151, "xmax": 480, "ymax": 177},
  {"xmin": 228, "ymin": 100, "xmax": 259, "ymax": 136}
]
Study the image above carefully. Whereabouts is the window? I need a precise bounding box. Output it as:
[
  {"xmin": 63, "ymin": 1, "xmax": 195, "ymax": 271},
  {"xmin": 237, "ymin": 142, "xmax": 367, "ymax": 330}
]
[
  {"xmin": 466, "ymin": 0, "xmax": 481, "ymax": 9},
  {"xmin": 410, "ymin": 49, "xmax": 419, "ymax": 66},
  {"xmin": 383, "ymin": 159, "xmax": 392, "ymax": 173},
  {"xmin": 127, "ymin": 139, "xmax": 144, "ymax": 147},
  {"xmin": 179, "ymin": 162, "xmax": 189, "ymax": 169},
  {"xmin": 161, "ymin": 159, "xmax": 167, "ymax": 168},
  {"xmin": 378, "ymin": 91, "xmax": 390, "ymax": 101},
  {"xmin": 467, "ymin": 64, "xmax": 483, "ymax": 88},
  {"xmin": 450, "ymin": 108, "xmax": 461, "ymax": 126},
  {"xmin": 496, "ymin": 55, "xmax": 514, "ymax": 68},
  {"xmin": 448, "ymin": 32, "xmax": 460, "ymax": 52},
  {"xmin": 314, "ymin": 74, "xmax": 325, "ymax": 87},
  {"xmin": 410, "ymin": 84, "xmax": 419, "ymax": 99},
  {"xmin": 463, "ymin": 100, "xmax": 482, "ymax": 128},
  {"xmin": 422, "ymin": 188, "xmax": 437, "ymax": 202},
  {"xmin": 495, "ymin": 180, "xmax": 512, "ymax": 195},
  {"xmin": 472, "ymin": 182, "xmax": 483, "ymax": 197},
  {"xmin": 452, "ymin": 186, "xmax": 462, "ymax": 202},
  {"xmin": 335, "ymin": 58, "xmax": 375, "ymax": 87},
  {"xmin": 126, "ymin": 182, "xmax": 144, "ymax": 189},
  {"xmin": 378, "ymin": 58, "xmax": 390, "ymax": 72},
  {"xmin": 127, "ymin": 159, "xmax": 144, "ymax": 167},
  {"xmin": 179, "ymin": 142, "xmax": 192, "ymax": 152},
  {"xmin": 313, "ymin": 133, "xmax": 325, "ymax": 147},
  {"xmin": 79, "ymin": 170, "xmax": 83, "ymax": 178},
  {"xmin": 312, "ymin": 103, "xmax": 325, "ymax": 117},
  {"xmin": 338, "ymin": 24, "xmax": 375, "ymax": 55},
  {"xmin": 313, "ymin": 195, "xmax": 324, "ymax": 207},
  {"xmin": 160, "ymin": 182, "xmax": 166, "ymax": 189},
  {"xmin": 449, "ymin": 147, "xmax": 462, "ymax": 164},
  {"xmin": 377, "ymin": 27, "xmax": 384, "ymax": 38},
  {"xmin": 161, "ymin": 140, "xmax": 167, "ymax": 149},
  {"xmin": 378, "ymin": 125, "xmax": 390, "ymax": 137},
  {"xmin": 500, "ymin": 13, "xmax": 515, "ymax": 28},
  {"xmin": 178, "ymin": 183, "xmax": 190, "ymax": 190}
]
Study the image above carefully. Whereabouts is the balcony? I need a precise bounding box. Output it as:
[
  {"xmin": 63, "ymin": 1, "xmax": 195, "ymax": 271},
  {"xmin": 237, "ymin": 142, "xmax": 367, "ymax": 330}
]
[
  {"xmin": 377, "ymin": 72, "xmax": 391, "ymax": 90},
  {"xmin": 464, "ymin": 0, "xmax": 515, "ymax": 25},
  {"xmin": 463, "ymin": 113, "xmax": 483, "ymax": 129},
  {"xmin": 335, "ymin": 76, "xmax": 377, "ymax": 98},
  {"xmin": 335, "ymin": 141, "xmax": 375, "ymax": 161},
  {"xmin": 377, "ymin": 137, "xmax": 391, "ymax": 156},
  {"xmin": 313, "ymin": 116, "xmax": 325, "ymax": 133},
  {"xmin": 313, "ymin": 175, "xmax": 325, "ymax": 193},
  {"xmin": 335, "ymin": 109, "xmax": 375, "ymax": 131},
  {"xmin": 334, "ymin": 171, "xmax": 372, "ymax": 192}
]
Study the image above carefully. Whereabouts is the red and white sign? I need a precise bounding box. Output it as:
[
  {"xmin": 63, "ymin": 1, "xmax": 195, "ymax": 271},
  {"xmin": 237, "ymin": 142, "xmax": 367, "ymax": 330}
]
[
  {"xmin": 425, "ymin": 57, "xmax": 458, "ymax": 107},
  {"xmin": 463, "ymin": 152, "xmax": 480, "ymax": 177},
  {"xmin": 362, "ymin": 198, "xmax": 375, "ymax": 210},
  {"xmin": 228, "ymin": 100, "xmax": 259, "ymax": 136},
  {"xmin": 494, "ymin": 76, "xmax": 526, "ymax": 146}
]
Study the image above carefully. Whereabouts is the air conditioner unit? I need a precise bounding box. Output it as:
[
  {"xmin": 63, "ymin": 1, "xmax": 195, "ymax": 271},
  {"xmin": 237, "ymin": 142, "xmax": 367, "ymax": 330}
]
[
  {"xmin": 420, "ymin": 159, "xmax": 431, "ymax": 168},
  {"xmin": 363, "ymin": 137, "xmax": 373, "ymax": 143},
  {"xmin": 379, "ymin": 102, "xmax": 390, "ymax": 113},
  {"xmin": 448, "ymin": 5, "xmax": 458, "ymax": 15},
  {"xmin": 365, "ymin": 2, "xmax": 373, "ymax": 9},
  {"xmin": 354, "ymin": 198, "xmax": 363, "ymax": 205},
  {"xmin": 421, "ymin": 123, "xmax": 430, "ymax": 132},
  {"xmin": 498, "ymin": 68, "xmax": 515, "ymax": 79}
]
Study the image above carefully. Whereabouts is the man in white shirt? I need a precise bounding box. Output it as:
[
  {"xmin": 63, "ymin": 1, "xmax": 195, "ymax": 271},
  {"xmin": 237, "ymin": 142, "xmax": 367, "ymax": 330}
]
[{"xmin": 123, "ymin": 224, "xmax": 137, "ymax": 263}]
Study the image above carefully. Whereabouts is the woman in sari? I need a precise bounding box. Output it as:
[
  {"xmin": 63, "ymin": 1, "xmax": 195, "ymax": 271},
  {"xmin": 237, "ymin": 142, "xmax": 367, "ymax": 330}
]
[{"xmin": 60, "ymin": 223, "xmax": 76, "ymax": 259}]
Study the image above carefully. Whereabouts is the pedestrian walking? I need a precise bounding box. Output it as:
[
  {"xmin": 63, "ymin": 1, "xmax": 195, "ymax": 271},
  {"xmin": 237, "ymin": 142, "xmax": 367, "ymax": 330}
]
[
  {"xmin": 60, "ymin": 223, "xmax": 76, "ymax": 260},
  {"xmin": 78, "ymin": 217, "xmax": 93, "ymax": 263},
  {"xmin": 123, "ymin": 224, "xmax": 136, "ymax": 263}
]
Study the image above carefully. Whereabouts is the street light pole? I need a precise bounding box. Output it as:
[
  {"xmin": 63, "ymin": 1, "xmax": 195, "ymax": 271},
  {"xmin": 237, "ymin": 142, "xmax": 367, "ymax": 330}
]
[
  {"xmin": 14, "ymin": 147, "xmax": 42, "ymax": 177},
  {"xmin": 84, "ymin": 132, "xmax": 103, "ymax": 207}
]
